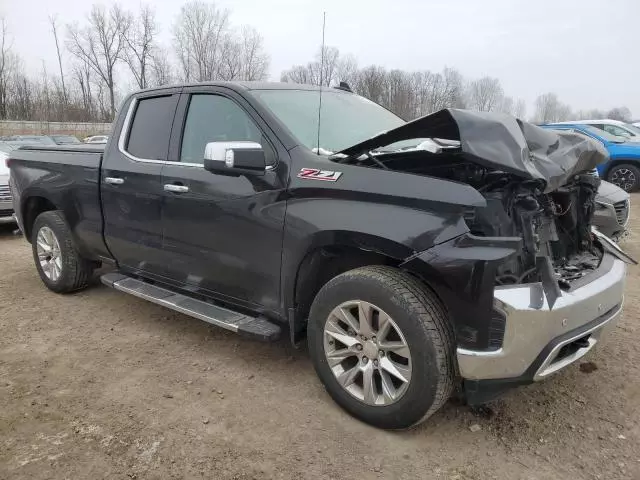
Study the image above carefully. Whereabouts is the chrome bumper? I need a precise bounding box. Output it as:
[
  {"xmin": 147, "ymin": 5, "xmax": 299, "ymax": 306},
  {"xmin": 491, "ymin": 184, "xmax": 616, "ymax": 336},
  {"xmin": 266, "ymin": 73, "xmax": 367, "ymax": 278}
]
[{"xmin": 457, "ymin": 254, "xmax": 626, "ymax": 381}]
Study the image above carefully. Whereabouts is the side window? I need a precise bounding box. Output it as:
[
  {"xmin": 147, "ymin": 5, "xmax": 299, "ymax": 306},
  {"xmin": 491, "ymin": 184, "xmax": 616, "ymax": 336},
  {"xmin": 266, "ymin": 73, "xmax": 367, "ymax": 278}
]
[
  {"xmin": 603, "ymin": 124, "xmax": 630, "ymax": 138},
  {"xmin": 179, "ymin": 94, "xmax": 273, "ymax": 165},
  {"xmin": 126, "ymin": 95, "xmax": 177, "ymax": 160}
]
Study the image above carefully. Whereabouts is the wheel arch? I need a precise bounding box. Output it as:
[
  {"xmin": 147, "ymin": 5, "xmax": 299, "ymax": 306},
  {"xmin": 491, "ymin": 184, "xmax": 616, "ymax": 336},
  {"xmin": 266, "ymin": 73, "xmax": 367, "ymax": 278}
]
[
  {"xmin": 21, "ymin": 194, "xmax": 59, "ymax": 242},
  {"xmin": 285, "ymin": 231, "xmax": 453, "ymax": 344}
]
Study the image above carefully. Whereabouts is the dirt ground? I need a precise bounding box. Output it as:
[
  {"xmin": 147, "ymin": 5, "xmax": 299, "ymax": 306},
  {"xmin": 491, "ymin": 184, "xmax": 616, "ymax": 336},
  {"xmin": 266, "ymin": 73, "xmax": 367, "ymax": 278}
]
[{"xmin": 1, "ymin": 197, "xmax": 639, "ymax": 480}]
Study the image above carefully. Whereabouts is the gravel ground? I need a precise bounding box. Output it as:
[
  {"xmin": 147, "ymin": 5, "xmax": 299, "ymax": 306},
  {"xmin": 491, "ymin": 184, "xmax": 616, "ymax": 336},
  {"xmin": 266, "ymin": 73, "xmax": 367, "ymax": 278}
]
[{"xmin": 1, "ymin": 196, "xmax": 639, "ymax": 480}]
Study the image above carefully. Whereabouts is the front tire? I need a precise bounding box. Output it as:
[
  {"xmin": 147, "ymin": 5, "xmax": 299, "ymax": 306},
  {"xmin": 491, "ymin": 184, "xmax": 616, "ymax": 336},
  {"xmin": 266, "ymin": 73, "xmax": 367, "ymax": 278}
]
[
  {"xmin": 607, "ymin": 163, "xmax": 640, "ymax": 192},
  {"xmin": 31, "ymin": 211, "xmax": 94, "ymax": 293},
  {"xmin": 307, "ymin": 266, "xmax": 455, "ymax": 429}
]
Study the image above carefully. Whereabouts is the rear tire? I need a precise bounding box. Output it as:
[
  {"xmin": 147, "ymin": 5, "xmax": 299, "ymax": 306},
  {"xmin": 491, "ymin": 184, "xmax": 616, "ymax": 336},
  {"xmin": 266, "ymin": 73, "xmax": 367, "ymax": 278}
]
[
  {"xmin": 307, "ymin": 265, "xmax": 455, "ymax": 429},
  {"xmin": 607, "ymin": 163, "xmax": 640, "ymax": 192},
  {"xmin": 31, "ymin": 211, "xmax": 94, "ymax": 293}
]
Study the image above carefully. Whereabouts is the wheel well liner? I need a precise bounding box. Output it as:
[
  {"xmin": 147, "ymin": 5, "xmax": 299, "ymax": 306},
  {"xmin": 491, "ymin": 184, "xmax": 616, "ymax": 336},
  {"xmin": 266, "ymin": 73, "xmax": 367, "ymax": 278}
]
[
  {"xmin": 290, "ymin": 245, "xmax": 401, "ymax": 342},
  {"xmin": 22, "ymin": 196, "xmax": 58, "ymax": 241}
]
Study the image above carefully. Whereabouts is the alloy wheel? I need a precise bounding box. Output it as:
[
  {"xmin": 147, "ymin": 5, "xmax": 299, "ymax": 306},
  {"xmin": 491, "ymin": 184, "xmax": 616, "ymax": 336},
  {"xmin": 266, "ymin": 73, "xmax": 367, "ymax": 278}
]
[
  {"xmin": 36, "ymin": 226, "xmax": 63, "ymax": 282},
  {"xmin": 323, "ymin": 300, "xmax": 412, "ymax": 406},
  {"xmin": 611, "ymin": 168, "xmax": 636, "ymax": 192}
]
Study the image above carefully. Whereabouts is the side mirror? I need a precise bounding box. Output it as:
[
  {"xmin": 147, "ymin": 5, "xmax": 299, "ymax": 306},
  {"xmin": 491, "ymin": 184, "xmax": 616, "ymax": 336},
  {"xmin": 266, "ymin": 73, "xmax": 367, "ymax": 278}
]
[{"xmin": 203, "ymin": 141, "xmax": 266, "ymax": 176}]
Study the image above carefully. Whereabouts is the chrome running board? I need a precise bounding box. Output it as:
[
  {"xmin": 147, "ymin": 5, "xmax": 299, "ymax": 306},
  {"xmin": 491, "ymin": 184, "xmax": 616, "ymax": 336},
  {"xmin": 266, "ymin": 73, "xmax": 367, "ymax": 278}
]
[{"xmin": 101, "ymin": 272, "xmax": 281, "ymax": 341}]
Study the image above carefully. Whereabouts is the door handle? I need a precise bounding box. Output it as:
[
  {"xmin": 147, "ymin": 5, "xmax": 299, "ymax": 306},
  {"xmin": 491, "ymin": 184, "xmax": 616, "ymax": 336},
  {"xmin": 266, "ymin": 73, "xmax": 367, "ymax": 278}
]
[
  {"xmin": 164, "ymin": 184, "xmax": 189, "ymax": 193},
  {"xmin": 104, "ymin": 177, "xmax": 124, "ymax": 185}
]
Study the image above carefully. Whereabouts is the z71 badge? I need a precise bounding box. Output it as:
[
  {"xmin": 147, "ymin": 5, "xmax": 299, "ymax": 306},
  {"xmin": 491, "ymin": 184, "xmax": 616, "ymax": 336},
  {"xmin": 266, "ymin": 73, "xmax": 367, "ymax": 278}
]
[{"xmin": 297, "ymin": 168, "xmax": 342, "ymax": 182}]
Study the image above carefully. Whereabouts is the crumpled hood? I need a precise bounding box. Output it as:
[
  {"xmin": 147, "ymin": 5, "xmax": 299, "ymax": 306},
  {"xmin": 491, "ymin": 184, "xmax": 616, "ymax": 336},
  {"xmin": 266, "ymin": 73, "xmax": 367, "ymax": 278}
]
[{"xmin": 335, "ymin": 109, "xmax": 610, "ymax": 192}]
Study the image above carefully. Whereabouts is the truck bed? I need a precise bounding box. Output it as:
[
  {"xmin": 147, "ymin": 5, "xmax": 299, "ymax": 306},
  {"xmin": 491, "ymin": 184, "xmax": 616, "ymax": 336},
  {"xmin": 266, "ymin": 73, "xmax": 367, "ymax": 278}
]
[{"xmin": 9, "ymin": 143, "xmax": 107, "ymax": 260}]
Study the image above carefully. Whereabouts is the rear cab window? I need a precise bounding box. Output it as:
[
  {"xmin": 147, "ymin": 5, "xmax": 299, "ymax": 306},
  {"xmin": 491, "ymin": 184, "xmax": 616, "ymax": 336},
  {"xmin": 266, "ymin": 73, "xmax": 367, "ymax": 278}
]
[{"xmin": 125, "ymin": 95, "xmax": 178, "ymax": 160}]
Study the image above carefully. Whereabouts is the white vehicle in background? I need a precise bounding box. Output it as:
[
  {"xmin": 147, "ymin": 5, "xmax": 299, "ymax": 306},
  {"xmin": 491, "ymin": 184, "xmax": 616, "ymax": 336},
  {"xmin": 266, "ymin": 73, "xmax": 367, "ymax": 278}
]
[
  {"xmin": 556, "ymin": 119, "xmax": 640, "ymax": 142},
  {"xmin": 83, "ymin": 135, "xmax": 109, "ymax": 144},
  {"xmin": 0, "ymin": 143, "xmax": 16, "ymax": 224}
]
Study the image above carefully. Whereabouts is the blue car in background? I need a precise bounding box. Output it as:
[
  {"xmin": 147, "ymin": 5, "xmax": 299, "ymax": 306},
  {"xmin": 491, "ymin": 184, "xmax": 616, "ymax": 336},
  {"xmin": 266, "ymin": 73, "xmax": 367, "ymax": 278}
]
[{"xmin": 543, "ymin": 123, "xmax": 640, "ymax": 192}]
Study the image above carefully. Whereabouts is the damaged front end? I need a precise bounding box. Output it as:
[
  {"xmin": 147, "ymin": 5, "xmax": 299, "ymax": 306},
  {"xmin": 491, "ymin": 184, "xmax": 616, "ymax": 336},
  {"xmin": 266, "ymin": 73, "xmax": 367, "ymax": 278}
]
[
  {"xmin": 333, "ymin": 109, "xmax": 634, "ymax": 398},
  {"xmin": 333, "ymin": 108, "xmax": 633, "ymax": 304},
  {"xmin": 466, "ymin": 171, "xmax": 602, "ymax": 307}
]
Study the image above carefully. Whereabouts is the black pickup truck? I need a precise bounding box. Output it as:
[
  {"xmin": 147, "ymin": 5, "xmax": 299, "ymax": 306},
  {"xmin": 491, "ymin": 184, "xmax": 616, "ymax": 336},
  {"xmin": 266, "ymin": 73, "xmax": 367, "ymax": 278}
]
[{"xmin": 8, "ymin": 82, "xmax": 634, "ymax": 429}]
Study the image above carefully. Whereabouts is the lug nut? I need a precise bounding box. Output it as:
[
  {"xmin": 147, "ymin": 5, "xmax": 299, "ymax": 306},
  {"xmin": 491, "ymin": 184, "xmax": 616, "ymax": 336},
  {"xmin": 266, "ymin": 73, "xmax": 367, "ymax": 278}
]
[
  {"xmin": 380, "ymin": 351, "xmax": 385, "ymax": 357},
  {"xmin": 362, "ymin": 356, "xmax": 368, "ymax": 364},
  {"xmin": 355, "ymin": 344, "xmax": 363, "ymax": 351},
  {"xmin": 373, "ymin": 359, "xmax": 379, "ymax": 367}
]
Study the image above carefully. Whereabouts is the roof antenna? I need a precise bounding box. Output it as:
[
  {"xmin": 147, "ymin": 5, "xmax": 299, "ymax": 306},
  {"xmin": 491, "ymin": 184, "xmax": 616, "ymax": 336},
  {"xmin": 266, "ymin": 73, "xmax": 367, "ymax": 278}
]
[{"xmin": 316, "ymin": 12, "xmax": 326, "ymax": 156}]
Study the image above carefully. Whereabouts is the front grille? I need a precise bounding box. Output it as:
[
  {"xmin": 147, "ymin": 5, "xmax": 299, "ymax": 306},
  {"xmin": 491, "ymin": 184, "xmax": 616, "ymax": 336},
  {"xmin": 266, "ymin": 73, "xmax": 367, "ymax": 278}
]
[
  {"xmin": 0, "ymin": 185, "xmax": 11, "ymax": 202},
  {"xmin": 614, "ymin": 200, "xmax": 629, "ymax": 226},
  {"xmin": 0, "ymin": 209, "xmax": 13, "ymax": 217}
]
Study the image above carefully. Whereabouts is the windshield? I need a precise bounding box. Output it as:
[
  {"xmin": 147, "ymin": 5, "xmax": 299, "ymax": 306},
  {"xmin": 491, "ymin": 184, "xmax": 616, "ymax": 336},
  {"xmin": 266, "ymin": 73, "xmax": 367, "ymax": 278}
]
[
  {"xmin": 581, "ymin": 125, "xmax": 627, "ymax": 143},
  {"xmin": 623, "ymin": 123, "xmax": 640, "ymax": 136},
  {"xmin": 251, "ymin": 89, "xmax": 405, "ymax": 152}
]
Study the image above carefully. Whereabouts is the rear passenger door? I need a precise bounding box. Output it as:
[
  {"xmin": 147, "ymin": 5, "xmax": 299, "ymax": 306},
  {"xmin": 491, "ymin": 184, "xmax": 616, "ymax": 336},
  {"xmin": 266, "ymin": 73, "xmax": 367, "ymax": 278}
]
[
  {"xmin": 159, "ymin": 87, "xmax": 288, "ymax": 312},
  {"xmin": 102, "ymin": 90, "xmax": 180, "ymax": 277}
]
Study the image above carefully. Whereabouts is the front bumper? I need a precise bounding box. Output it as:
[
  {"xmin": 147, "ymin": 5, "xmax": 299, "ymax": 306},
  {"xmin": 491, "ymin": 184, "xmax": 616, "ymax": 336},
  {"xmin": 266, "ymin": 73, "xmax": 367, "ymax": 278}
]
[{"xmin": 457, "ymin": 253, "xmax": 625, "ymax": 384}]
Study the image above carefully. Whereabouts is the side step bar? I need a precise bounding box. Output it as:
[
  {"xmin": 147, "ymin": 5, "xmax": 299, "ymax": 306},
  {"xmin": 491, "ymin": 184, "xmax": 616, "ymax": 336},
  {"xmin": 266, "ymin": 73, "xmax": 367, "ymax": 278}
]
[{"xmin": 101, "ymin": 272, "xmax": 282, "ymax": 341}]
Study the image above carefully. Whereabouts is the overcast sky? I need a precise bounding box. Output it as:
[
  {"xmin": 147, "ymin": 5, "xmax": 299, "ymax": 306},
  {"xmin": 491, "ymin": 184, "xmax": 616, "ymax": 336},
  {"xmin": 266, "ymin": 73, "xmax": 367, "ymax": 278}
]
[{"xmin": 2, "ymin": 0, "xmax": 639, "ymax": 118}]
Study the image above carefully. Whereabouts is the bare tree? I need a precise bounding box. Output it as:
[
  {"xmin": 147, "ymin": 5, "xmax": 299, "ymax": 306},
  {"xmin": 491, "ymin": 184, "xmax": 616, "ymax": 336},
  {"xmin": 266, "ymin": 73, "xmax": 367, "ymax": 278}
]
[
  {"xmin": 121, "ymin": 5, "xmax": 157, "ymax": 89},
  {"xmin": 534, "ymin": 92, "xmax": 573, "ymax": 123},
  {"xmin": 354, "ymin": 65, "xmax": 388, "ymax": 105},
  {"xmin": 607, "ymin": 107, "xmax": 632, "ymax": 122},
  {"xmin": 49, "ymin": 15, "xmax": 67, "ymax": 106},
  {"xmin": 422, "ymin": 67, "xmax": 465, "ymax": 112},
  {"xmin": 218, "ymin": 26, "xmax": 269, "ymax": 81},
  {"xmin": 468, "ymin": 76, "xmax": 504, "ymax": 112},
  {"xmin": 73, "ymin": 59, "xmax": 94, "ymax": 119},
  {"xmin": 335, "ymin": 53, "xmax": 359, "ymax": 86},
  {"xmin": 534, "ymin": 93, "xmax": 560, "ymax": 123},
  {"xmin": 514, "ymin": 99, "xmax": 527, "ymax": 119},
  {"xmin": 150, "ymin": 47, "xmax": 175, "ymax": 86},
  {"xmin": 382, "ymin": 70, "xmax": 414, "ymax": 120},
  {"xmin": 0, "ymin": 17, "xmax": 15, "ymax": 119},
  {"xmin": 498, "ymin": 96, "xmax": 514, "ymax": 115},
  {"xmin": 281, "ymin": 46, "xmax": 341, "ymax": 86},
  {"xmin": 575, "ymin": 108, "xmax": 607, "ymax": 120},
  {"xmin": 218, "ymin": 33, "xmax": 242, "ymax": 80},
  {"xmin": 556, "ymin": 103, "xmax": 572, "ymax": 122},
  {"xmin": 280, "ymin": 65, "xmax": 312, "ymax": 84},
  {"xmin": 173, "ymin": 1, "xmax": 230, "ymax": 81},
  {"xmin": 237, "ymin": 26, "xmax": 269, "ymax": 81},
  {"xmin": 67, "ymin": 4, "xmax": 130, "ymax": 118}
]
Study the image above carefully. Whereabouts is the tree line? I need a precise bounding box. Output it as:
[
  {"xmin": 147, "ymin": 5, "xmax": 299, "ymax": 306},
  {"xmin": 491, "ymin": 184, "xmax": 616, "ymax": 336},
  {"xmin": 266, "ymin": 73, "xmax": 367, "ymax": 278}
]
[
  {"xmin": 0, "ymin": 2, "xmax": 270, "ymax": 123},
  {"xmin": 0, "ymin": 1, "xmax": 634, "ymax": 124}
]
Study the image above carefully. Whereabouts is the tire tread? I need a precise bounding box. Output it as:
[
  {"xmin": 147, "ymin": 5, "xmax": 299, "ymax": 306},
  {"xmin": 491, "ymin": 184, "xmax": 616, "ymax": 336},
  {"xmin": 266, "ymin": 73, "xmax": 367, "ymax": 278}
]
[
  {"xmin": 309, "ymin": 264, "xmax": 456, "ymax": 428},
  {"xmin": 32, "ymin": 210, "xmax": 93, "ymax": 293},
  {"xmin": 341, "ymin": 266, "xmax": 456, "ymax": 425}
]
